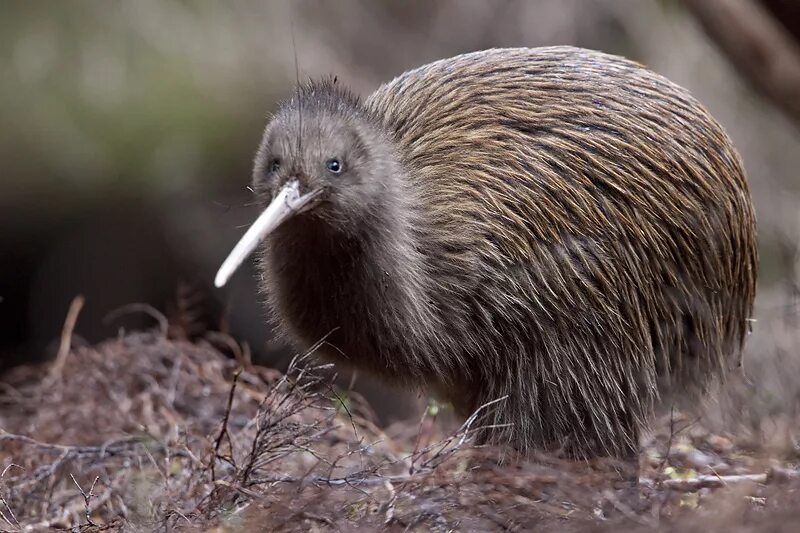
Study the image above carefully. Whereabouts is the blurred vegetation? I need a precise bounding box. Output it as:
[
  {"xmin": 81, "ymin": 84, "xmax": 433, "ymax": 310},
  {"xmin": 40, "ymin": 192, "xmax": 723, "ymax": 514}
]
[{"xmin": 0, "ymin": 2, "xmax": 286, "ymax": 213}]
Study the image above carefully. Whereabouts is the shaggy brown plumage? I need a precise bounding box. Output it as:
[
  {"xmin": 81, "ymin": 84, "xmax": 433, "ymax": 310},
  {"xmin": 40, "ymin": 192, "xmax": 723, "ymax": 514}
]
[{"xmin": 251, "ymin": 46, "xmax": 757, "ymax": 458}]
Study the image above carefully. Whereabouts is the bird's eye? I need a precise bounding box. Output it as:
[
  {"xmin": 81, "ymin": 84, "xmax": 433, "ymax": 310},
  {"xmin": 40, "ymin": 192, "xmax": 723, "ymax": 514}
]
[
  {"xmin": 326, "ymin": 158, "xmax": 343, "ymax": 174},
  {"xmin": 270, "ymin": 159, "xmax": 281, "ymax": 173}
]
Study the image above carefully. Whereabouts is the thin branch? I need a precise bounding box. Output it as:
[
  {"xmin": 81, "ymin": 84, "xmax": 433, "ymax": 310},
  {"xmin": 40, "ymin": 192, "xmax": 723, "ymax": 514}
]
[
  {"xmin": 104, "ymin": 302, "xmax": 169, "ymax": 337},
  {"xmin": 643, "ymin": 466, "xmax": 800, "ymax": 492},
  {"xmin": 69, "ymin": 474, "xmax": 100, "ymax": 527},
  {"xmin": 47, "ymin": 296, "xmax": 85, "ymax": 383},
  {"xmin": 212, "ymin": 368, "xmax": 242, "ymax": 481}
]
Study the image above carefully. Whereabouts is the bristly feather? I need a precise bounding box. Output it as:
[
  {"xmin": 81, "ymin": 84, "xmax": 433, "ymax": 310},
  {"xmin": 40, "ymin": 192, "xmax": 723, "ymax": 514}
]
[
  {"xmin": 280, "ymin": 77, "xmax": 366, "ymax": 121},
  {"xmin": 255, "ymin": 46, "xmax": 758, "ymax": 459}
]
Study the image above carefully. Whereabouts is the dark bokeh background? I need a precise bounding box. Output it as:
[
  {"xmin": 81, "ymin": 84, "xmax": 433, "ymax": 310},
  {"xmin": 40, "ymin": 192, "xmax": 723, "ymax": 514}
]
[{"xmin": 2, "ymin": 1, "xmax": 799, "ymax": 423}]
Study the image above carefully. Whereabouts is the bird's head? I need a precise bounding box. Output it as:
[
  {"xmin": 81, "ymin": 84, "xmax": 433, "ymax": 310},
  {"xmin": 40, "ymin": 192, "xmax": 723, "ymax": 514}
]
[{"xmin": 215, "ymin": 79, "xmax": 403, "ymax": 287}]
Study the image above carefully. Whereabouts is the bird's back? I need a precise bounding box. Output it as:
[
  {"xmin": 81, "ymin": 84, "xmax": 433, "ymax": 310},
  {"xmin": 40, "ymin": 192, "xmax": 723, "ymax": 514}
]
[{"xmin": 366, "ymin": 46, "xmax": 757, "ymax": 401}]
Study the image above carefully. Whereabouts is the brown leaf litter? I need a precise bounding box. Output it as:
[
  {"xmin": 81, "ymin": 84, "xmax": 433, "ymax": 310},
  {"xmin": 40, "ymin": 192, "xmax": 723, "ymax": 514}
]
[{"xmin": 0, "ymin": 329, "xmax": 799, "ymax": 532}]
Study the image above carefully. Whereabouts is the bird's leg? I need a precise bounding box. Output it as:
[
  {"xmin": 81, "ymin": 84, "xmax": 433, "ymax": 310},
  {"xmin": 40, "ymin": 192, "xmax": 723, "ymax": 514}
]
[{"xmin": 608, "ymin": 437, "xmax": 645, "ymax": 514}]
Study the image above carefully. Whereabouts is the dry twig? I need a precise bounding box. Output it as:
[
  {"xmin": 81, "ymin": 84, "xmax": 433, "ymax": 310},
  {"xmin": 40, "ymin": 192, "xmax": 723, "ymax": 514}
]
[
  {"xmin": 47, "ymin": 295, "xmax": 85, "ymax": 383},
  {"xmin": 652, "ymin": 466, "xmax": 800, "ymax": 491}
]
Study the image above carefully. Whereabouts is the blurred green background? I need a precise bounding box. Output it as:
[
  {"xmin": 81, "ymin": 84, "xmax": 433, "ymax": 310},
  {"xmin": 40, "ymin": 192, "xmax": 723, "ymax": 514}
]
[{"xmin": 1, "ymin": 1, "xmax": 798, "ymax": 421}]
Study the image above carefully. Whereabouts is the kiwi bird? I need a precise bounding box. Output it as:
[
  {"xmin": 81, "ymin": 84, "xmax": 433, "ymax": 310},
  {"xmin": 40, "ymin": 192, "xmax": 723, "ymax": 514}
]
[{"xmin": 215, "ymin": 46, "xmax": 757, "ymax": 458}]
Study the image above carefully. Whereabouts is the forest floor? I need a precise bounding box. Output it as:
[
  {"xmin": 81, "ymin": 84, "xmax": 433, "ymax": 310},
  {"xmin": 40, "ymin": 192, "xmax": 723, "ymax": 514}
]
[{"xmin": 1, "ymin": 326, "xmax": 799, "ymax": 532}]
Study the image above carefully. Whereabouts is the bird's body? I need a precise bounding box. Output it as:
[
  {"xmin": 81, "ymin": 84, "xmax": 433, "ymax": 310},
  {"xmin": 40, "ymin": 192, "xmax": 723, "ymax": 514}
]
[{"xmin": 234, "ymin": 46, "xmax": 756, "ymax": 458}]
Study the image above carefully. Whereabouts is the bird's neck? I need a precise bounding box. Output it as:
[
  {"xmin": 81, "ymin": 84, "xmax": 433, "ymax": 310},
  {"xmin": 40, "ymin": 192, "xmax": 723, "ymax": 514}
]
[{"xmin": 265, "ymin": 172, "xmax": 434, "ymax": 374}]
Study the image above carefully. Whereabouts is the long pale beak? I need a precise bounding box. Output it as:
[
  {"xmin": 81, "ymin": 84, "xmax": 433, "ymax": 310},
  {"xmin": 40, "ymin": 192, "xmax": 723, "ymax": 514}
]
[{"xmin": 214, "ymin": 179, "xmax": 317, "ymax": 288}]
